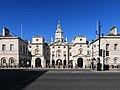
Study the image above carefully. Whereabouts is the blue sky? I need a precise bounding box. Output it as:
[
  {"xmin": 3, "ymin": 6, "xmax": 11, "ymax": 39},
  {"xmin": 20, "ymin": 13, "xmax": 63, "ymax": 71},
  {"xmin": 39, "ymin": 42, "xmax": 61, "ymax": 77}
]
[{"xmin": 0, "ymin": 0, "xmax": 120, "ymax": 42}]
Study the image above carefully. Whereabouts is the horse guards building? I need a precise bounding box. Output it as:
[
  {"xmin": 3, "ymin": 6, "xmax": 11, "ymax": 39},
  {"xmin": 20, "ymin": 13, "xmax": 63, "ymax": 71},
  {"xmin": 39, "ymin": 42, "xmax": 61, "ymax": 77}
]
[{"xmin": 0, "ymin": 21, "xmax": 120, "ymax": 69}]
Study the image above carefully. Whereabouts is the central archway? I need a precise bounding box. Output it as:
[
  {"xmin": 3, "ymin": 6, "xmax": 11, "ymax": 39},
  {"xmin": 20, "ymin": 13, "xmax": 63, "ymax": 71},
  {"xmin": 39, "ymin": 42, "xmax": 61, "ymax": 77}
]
[
  {"xmin": 56, "ymin": 59, "xmax": 62, "ymax": 65},
  {"xmin": 77, "ymin": 58, "xmax": 83, "ymax": 68},
  {"xmin": 35, "ymin": 58, "xmax": 41, "ymax": 67}
]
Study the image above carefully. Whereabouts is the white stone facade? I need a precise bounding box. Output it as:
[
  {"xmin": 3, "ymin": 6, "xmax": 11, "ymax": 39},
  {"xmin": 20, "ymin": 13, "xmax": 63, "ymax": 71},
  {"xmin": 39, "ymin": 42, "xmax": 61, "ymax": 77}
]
[
  {"xmin": 0, "ymin": 27, "xmax": 31, "ymax": 67},
  {"xmin": 87, "ymin": 26, "xmax": 120, "ymax": 68},
  {"xmin": 28, "ymin": 36, "xmax": 46, "ymax": 67},
  {"xmin": 29, "ymin": 22, "xmax": 120, "ymax": 69},
  {"xmin": 1, "ymin": 22, "xmax": 120, "ymax": 69},
  {"xmin": 29, "ymin": 21, "xmax": 88, "ymax": 68}
]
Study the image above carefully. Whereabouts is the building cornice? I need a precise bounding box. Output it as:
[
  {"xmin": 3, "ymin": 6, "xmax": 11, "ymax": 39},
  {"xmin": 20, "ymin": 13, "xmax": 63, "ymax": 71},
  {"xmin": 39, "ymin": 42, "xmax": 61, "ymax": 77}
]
[
  {"xmin": 31, "ymin": 43, "xmax": 44, "ymax": 45},
  {"xmin": 91, "ymin": 36, "xmax": 120, "ymax": 44}
]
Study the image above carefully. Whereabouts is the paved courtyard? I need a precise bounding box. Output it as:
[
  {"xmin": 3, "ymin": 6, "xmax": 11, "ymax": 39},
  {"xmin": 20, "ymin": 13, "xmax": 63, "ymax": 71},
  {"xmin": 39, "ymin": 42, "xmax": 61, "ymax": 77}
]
[{"xmin": 0, "ymin": 69, "xmax": 120, "ymax": 90}]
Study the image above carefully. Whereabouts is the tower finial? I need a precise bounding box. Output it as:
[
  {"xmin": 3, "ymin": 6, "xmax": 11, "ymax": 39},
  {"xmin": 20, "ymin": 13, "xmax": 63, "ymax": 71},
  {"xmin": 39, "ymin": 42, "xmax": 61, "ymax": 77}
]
[
  {"xmin": 58, "ymin": 20, "xmax": 60, "ymax": 24},
  {"xmin": 55, "ymin": 20, "xmax": 63, "ymax": 42},
  {"xmin": 57, "ymin": 20, "xmax": 61, "ymax": 29}
]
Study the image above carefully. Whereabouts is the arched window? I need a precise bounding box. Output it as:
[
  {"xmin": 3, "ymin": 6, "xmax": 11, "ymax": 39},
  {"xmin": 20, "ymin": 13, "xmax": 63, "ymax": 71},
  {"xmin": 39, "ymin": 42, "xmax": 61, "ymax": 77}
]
[
  {"xmin": 114, "ymin": 58, "xmax": 117, "ymax": 64},
  {"xmin": 1, "ymin": 58, "xmax": 6, "ymax": 64},
  {"xmin": 106, "ymin": 58, "xmax": 109, "ymax": 64},
  {"xmin": 9, "ymin": 58, "xmax": 14, "ymax": 64},
  {"xmin": 79, "ymin": 48, "xmax": 83, "ymax": 54},
  {"xmin": 11, "ymin": 59, "xmax": 14, "ymax": 63},
  {"xmin": 35, "ymin": 48, "xmax": 39, "ymax": 55},
  {"xmin": 3, "ymin": 59, "xmax": 6, "ymax": 63},
  {"xmin": 56, "ymin": 49, "xmax": 61, "ymax": 57}
]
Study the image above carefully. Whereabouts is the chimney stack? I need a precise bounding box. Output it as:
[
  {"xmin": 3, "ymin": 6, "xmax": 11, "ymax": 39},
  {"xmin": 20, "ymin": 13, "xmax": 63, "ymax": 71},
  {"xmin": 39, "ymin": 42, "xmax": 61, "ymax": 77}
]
[
  {"xmin": 110, "ymin": 26, "xmax": 117, "ymax": 35},
  {"xmin": 2, "ymin": 26, "xmax": 9, "ymax": 36}
]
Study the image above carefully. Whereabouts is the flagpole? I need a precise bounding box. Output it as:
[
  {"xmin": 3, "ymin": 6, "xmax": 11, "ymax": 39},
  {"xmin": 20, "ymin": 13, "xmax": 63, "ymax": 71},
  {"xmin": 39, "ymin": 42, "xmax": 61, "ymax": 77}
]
[
  {"xmin": 21, "ymin": 22, "xmax": 23, "ymax": 39},
  {"xmin": 96, "ymin": 21, "xmax": 99, "ymax": 38}
]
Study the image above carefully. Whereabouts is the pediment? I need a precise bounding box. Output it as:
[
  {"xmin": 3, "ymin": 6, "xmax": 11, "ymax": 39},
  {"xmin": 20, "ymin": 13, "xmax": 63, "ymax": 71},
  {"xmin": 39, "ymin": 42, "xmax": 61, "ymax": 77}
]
[
  {"xmin": 73, "ymin": 53, "xmax": 86, "ymax": 57},
  {"xmin": 32, "ymin": 54, "xmax": 43, "ymax": 57},
  {"xmin": 50, "ymin": 40, "xmax": 68, "ymax": 46}
]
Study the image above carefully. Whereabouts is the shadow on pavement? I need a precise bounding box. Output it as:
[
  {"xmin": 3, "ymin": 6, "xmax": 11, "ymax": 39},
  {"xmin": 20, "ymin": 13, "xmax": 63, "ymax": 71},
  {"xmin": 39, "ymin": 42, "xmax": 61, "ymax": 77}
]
[{"xmin": 0, "ymin": 69, "xmax": 47, "ymax": 90}]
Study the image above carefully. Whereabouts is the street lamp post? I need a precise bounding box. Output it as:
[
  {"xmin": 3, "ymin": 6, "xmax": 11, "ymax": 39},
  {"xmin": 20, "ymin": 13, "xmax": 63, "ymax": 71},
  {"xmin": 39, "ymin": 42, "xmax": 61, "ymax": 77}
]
[
  {"xmin": 98, "ymin": 21, "xmax": 101, "ymax": 63},
  {"xmin": 103, "ymin": 50, "xmax": 105, "ymax": 71},
  {"xmin": 96, "ymin": 21, "xmax": 102, "ymax": 71},
  {"xmin": 92, "ymin": 40, "xmax": 94, "ymax": 70}
]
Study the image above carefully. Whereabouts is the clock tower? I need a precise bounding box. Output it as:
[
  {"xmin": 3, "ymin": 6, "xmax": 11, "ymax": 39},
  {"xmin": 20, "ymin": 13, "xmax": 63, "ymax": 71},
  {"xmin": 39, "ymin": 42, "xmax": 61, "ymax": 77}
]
[{"xmin": 55, "ymin": 21, "xmax": 64, "ymax": 42}]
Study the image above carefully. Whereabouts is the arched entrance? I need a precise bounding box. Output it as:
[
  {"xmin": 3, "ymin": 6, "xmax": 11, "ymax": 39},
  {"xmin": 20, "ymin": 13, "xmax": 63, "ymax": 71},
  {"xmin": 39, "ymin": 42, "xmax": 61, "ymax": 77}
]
[
  {"xmin": 56, "ymin": 59, "xmax": 62, "ymax": 65},
  {"xmin": 1, "ymin": 57, "xmax": 6, "ymax": 66},
  {"xmin": 56, "ymin": 59, "xmax": 62, "ymax": 68},
  {"xmin": 35, "ymin": 58, "xmax": 41, "ymax": 67},
  {"xmin": 9, "ymin": 57, "xmax": 14, "ymax": 67},
  {"xmin": 77, "ymin": 58, "xmax": 83, "ymax": 68}
]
